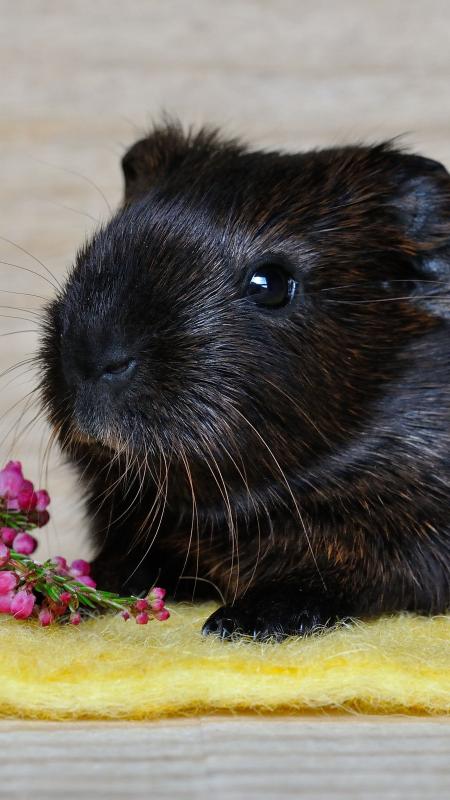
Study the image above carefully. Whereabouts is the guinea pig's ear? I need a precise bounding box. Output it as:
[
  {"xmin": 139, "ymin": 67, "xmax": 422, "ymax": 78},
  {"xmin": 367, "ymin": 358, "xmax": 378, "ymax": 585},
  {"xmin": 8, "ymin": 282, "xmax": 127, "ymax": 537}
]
[
  {"xmin": 121, "ymin": 122, "xmax": 227, "ymax": 204},
  {"xmin": 121, "ymin": 123, "xmax": 191, "ymax": 203},
  {"xmin": 390, "ymin": 153, "xmax": 450, "ymax": 283}
]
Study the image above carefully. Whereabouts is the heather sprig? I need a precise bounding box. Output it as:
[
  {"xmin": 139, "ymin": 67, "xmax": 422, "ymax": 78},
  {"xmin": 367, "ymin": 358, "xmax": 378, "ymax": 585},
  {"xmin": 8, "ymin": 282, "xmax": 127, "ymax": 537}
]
[{"xmin": 0, "ymin": 461, "xmax": 169, "ymax": 626}]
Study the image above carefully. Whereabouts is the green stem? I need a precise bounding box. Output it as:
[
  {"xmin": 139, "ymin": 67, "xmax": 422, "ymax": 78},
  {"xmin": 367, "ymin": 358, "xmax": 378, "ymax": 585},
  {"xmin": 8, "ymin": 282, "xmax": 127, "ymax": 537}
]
[
  {"xmin": 0, "ymin": 509, "xmax": 36, "ymax": 531},
  {"xmin": 7, "ymin": 550, "xmax": 139, "ymax": 613}
]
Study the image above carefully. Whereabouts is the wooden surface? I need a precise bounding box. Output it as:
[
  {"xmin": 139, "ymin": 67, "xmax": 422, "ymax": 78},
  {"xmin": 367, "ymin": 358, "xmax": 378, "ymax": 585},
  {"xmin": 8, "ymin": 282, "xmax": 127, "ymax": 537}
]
[
  {"xmin": 0, "ymin": 1, "xmax": 449, "ymax": 798},
  {"xmin": 0, "ymin": 716, "xmax": 449, "ymax": 799}
]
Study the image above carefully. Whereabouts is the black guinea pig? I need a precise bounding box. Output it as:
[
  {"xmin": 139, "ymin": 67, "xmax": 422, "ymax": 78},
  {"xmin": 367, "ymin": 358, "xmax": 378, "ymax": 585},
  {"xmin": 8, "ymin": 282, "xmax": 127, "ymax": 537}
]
[{"xmin": 39, "ymin": 123, "xmax": 450, "ymax": 640}]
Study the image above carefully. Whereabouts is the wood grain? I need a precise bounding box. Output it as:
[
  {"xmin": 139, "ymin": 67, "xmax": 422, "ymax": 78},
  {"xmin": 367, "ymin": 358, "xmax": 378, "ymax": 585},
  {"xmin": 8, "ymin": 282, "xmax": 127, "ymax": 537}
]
[
  {"xmin": 0, "ymin": 716, "xmax": 449, "ymax": 799},
  {"xmin": 0, "ymin": 2, "xmax": 449, "ymax": 797}
]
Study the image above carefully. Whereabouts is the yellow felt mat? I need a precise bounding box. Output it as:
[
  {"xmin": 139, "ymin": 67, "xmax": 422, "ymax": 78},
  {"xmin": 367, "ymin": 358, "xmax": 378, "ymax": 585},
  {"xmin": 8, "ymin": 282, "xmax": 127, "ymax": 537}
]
[{"xmin": 0, "ymin": 604, "xmax": 449, "ymax": 719}]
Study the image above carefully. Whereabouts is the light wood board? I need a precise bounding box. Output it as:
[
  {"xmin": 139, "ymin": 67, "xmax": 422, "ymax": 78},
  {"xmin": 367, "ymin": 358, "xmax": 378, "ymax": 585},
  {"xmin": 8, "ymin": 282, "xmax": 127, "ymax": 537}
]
[{"xmin": 0, "ymin": 716, "xmax": 449, "ymax": 799}]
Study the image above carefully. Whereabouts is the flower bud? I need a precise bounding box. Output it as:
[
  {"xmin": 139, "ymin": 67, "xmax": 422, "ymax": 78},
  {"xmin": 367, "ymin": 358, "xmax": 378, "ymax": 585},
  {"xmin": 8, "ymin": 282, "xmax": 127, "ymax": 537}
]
[
  {"xmin": 135, "ymin": 598, "xmax": 149, "ymax": 612},
  {"xmin": 150, "ymin": 598, "xmax": 165, "ymax": 612},
  {"xmin": 0, "ymin": 528, "xmax": 16, "ymax": 546},
  {"xmin": 34, "ymin": 510, "xmax": 50, "ymax": 528},
  {"xmin": 17, "ymin": 484, "xmax": 38, "ymax": 512},
  {"xmin": 136, "ymin": 611, "xmax": 149, "ymax": 625},
  {"xmin": 53, "ymin": 556, "xmax": 68, "ymax": 573},
  {"xmin": 0, "ymin": 461, "xmax": 25, "ymax": 499},
  {"xmin": 10, "ymin": 590, "xmax": 36, "ymax": 619},
  {"xmin": 38, "ymin": 608, "xmax": 54, "ymax": 626},
  {"xmin": 12, "ymin": 532, "xmax": 38, "ymax": 555},
  {"xmin": 70, "ymin": 559, "xmax": 91, "ymax": 577},
  {"xmin": 35, "ymin": 490, "xmax": 50, "ymax": 511},
  {"xmin": 150, "ymin": 587, "xmax": 166, "ymax": 601},
  {"xmin": 0, "ymin": 592, "xmax": 14, "ymax": 613},
  {"xmin": 77, "ymin": 575, "xmax": 96, "ymax": 589},
  {"xmin": 0, "ymin": 571, "xmax": 18, "ymax": 595},
  {"xmin": 0, "ymin": 543, "xmax": 10, "ymax": 567},
  {"xmin": 155, "ymin": 609, "xmax": 170, "ymax": 622}
]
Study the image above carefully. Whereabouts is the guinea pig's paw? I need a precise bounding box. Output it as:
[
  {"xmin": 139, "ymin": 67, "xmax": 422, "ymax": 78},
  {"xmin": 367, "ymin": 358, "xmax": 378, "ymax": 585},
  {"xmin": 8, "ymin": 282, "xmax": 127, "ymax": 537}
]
[
  {"xmin": 202, "ymin": 586, "xmax": 338, "ymax": 642},
  {"xmin": 201, "ymin": 604, "xmax": 254, "ymax": 640}
]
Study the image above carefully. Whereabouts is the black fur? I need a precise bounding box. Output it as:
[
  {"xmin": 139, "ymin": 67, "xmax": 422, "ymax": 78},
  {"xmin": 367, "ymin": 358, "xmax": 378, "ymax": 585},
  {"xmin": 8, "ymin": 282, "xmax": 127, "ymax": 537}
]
[{"xmin": 39, "ymin": 123, "xmax": 450, "ymax": 639}]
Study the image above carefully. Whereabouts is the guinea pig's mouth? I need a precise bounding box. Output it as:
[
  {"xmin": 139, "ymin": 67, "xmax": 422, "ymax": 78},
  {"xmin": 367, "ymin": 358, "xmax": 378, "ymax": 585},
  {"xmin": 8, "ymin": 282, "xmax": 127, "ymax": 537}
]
[{"xmin": 72, "ymin": 409, "xmax": 135, "ymax": 455}]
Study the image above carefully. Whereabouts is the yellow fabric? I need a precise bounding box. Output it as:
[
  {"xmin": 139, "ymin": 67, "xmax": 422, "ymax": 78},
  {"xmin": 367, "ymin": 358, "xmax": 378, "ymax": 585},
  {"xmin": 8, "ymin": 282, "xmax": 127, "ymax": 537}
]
[{"xmin": 0, "ymin": 604, "xmax": 449, "ymax": 719}]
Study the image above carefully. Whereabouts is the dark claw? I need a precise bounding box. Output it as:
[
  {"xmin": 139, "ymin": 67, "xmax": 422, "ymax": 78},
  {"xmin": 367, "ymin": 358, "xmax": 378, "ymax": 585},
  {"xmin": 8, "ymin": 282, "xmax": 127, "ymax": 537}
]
[
  {"xmin": 202, "ymin": 606, "xmax": 251, "ymax": 639},
  {"xmin": 202, "ymin": 586, "xmax": 342, "ymax": 641}
]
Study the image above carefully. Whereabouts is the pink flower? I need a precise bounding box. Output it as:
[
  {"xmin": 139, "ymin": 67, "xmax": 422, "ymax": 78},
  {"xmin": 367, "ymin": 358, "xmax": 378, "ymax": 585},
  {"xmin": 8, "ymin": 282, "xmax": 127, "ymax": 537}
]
[
  {"xmin": 150, "ymin": 598, "xmax": 165, "ymax": 612},
  {"xmin": 33, "ymin": 510, "xmax": 50, "ymax": 528},
  {"xmin": 70, "ymin": 559, "xmax": 91, "ymax": 577},
  {"xmin": 155, "ymin": 609, "xmax": 170, "ymax": 621},
  {"xmin": 51, "ymin": 603, "xmax": 67, "ymax": 618},
  {"xmin": 12, "ymin": 532, "xmax": 38, "ymax": 555},
  {"xmin": 135, "ymin": 598, "xmax": 148, "ymax": 611},
  {"xmin": 0, "ymin": 543, "xmax": 10, "ymax": 567},
  {"xmin": 0, "ymin": 528, "xmax": 16, "ymax": 546},
  {"xmin": 5, "ymin": 498, "xmax": 19, "ymax": 511},
  {"xmin": 150, "ymin": 587, "xmax": 166, "ymax": 601},
  {"xmin": 0, "ymin": 461, "xmax": 26, "ymax": 500},
  {"xmin": 77, "ymin": 575, "xmax": 96, "ymax": 589},
  {"xmin": 17, "ymin": 482, "xmax": 38, "ymax": 512},
  {"xmin": 0, "ymin": 592, "xmax": 14, "ymax": 614},
  {"xmin": 0, "ymin": 571, "xmax": 18, "ymax": 595},
  {"xmin": 136, "ymin": 611, "xmax": 149, "ymax": 624},
  {"xmin": 38, "ymin": 608, "xmax": 54, "ymax": 627},
  {"xmin": 53, "ymin": 556, "xmax": 69, "ymax": 573},
  {"xmin": 59, "ymin": 592, "xmax": 72, "ymax": 604},
  {"xmin": 10, "ymin": 590, "xmax": 36, "ymax": 620},
  {"xmin": 70, "ymin": 612, "xmax": 81, "ymax": 625},
  {"xmin": 35, "ymin": 490, "xmax": 50, "ymax": 511},
  {"xmin": 121, "ymin": 610, "xmax": 131, "ymax": 621}
]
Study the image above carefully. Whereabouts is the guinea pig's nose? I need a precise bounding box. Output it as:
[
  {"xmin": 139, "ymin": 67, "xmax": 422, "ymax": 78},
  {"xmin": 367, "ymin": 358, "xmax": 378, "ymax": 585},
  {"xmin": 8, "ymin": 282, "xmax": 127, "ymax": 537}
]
[
  {"xmin": 62, "ymin": 338, "xmax": 138, "ymax": 392},
  {"xmin": 99, "ymin": 354, "xmax": 137, "ymax": 385}
]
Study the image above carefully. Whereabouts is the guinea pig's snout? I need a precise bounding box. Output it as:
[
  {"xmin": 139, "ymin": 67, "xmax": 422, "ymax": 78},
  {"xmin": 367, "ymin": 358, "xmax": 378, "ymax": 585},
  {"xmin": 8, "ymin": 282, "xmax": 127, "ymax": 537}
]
[
  {"xmin": 63, "ymin": 339, "xmax": 137, "ymax": 396},
  {"xmin": 100, "ymin": 354, "xmax": 137, "ymax": 384}
]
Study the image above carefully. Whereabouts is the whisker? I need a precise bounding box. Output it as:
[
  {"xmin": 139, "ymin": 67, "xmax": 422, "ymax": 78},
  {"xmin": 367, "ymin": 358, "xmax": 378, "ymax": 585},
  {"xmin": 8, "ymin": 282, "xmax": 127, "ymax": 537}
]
[
  {"xmin": 221, "ymin": 440, "xmax": 263, "ymax": 600},
  {"xmin": 235, "ymin": 407, "xmax": 327, "ymax": 592},
  {"xmin": 39, "ymin": 197, "xmax": 100, "ymax": 225},
  {"xmin": 317, "ymin": 279, "xmax": 450, "ymax": 293},
  {"xmin": 201, "ymin": 440, "xmax": 239, "ymax": 602},
  {"xmin": 0, "ymin": 330, "xmax": 38, "ymax": 337},
  {"xmin": 124, "ymin": 445, "xmax": 171, "ymax": 586},
  {"xmin": 323, "ymin": 294, "xmax": 450, "ymax": 305},
  {"xmin": 0, "ymin": 387, "xmax": 40, "ymax": 436},
  {"xmin": 8, "ymin": 405, "xmax": 45, "ymax": 458},
  {"xmin": 0, "ymin": 235, "xmax": 61, "ymax": 291},
  {"xmin": 1, "ymin": 389, "xmax": 41, "ymax": 454},
  {"xmin": 0, "ymin": 259, "xmax": 57, "ymax": 292},
  {"xmin": 0, "ymin": 305, "xmax": 42, "ymax": 320},
  {"xmin": 0, "ymin": 314, "xmax": 39, "ymax": 325},
  {"xmin": 177, "ymin": 446, "xmax": 200, "ymax": 600},
  {"xmin": 262, "ymin": 376, "xmax": 333, "ymax": 455},
  {"xmin": 0, "ymin": 365, "xmax": 37, "ymax": 394},
  {"xmin": 0, "ymin": 357, "xmax": 37, "ymax": 382},
  {"xmin": 0, "ymin": 289, "xmax": 48, "ymax": 302},
  {"xmin": 30, "ymin": 157, "xmax": 113, "ymax": 215},
  {"xmin": 177, "ymin": 575, "xmax": 225, "ymax": 605}
]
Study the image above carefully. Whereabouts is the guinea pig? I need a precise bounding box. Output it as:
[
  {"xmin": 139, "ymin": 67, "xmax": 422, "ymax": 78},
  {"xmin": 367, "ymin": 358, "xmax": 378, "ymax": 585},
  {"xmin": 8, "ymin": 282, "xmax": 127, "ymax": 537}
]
[{"xmin": 38, "ymin": 122, "xmax": 450, "ymax": 640}]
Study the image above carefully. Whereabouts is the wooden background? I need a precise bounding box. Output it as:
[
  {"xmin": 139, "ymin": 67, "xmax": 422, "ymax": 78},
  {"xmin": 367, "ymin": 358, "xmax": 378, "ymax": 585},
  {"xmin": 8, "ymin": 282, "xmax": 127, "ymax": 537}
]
[{"xmin": 0, "ymin": 1, "xmax": 449, "ymax": 797}]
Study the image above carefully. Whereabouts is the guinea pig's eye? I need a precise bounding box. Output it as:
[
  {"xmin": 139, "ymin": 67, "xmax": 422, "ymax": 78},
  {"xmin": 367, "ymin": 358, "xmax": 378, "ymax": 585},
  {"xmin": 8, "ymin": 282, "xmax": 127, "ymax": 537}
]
[{"xmin": 245, "ymin": 262, "xmax": 298, "ymax": 309}]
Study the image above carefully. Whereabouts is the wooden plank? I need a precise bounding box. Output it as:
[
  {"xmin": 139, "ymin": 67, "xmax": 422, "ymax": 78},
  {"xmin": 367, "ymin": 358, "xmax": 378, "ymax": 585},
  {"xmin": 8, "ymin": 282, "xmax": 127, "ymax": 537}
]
[{"xmin": 0, "ymin": 717, "xmax": 449, "ymax": 799}]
